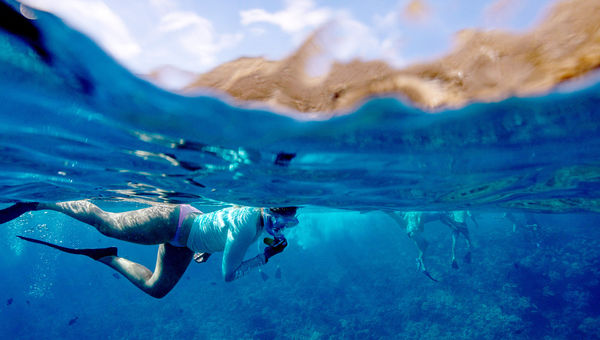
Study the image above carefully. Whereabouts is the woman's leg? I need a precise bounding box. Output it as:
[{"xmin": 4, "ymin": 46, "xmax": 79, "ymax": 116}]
[
  {"xmin": 2, "ymin": 200, "xmax": 178, "ymax": 244},
  {"xmin": 451, "ymin": 230, "xmax": 459, "ymax": 269},
  {"xmin": 37, "ymin": 200, "xmax": 178, "ymax": 244},
  {"xmin": 99, "ymin": 243, "xmax": 193, "ymax": 298},
  {"xmin": 410, "ymin": 231, "xmax": 428, "ymax": 271},
  {"xmin": 0, "ymin": 202, "xmax": 39, "ymax": 224},
  {"xmin": 18, "ymin": 233, "xmax": 192, "ymax": 298},
  {"xmin": 447, "ymin": 221, "xmax": 472, "ymax": 266},
  {"xmin": 461, "ymin": 225, "xmax": 472, "ymax": 263},
  {"xmin": 409, "ymin": 232, "xmax": 438, "ymax": 282}
]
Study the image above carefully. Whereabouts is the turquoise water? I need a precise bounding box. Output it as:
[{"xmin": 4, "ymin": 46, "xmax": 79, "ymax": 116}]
[{"xmin": 1, "ymin": 1, "xmax": 600, "ymax": 339}]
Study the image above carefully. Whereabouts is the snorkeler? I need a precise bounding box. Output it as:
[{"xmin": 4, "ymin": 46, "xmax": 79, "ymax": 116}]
[
  {"xmin": 505, "ymin": 212, "xmax": 539, "ymax": 232},
  {"xmin": 439, "ymin": 210, "xmax": 474, "ymax": 269},
  {"xmin": 504, "ymin": 212, "xmax": 520, "ymax": 232},
  {"xmin": 504, "ymin": 211, "xmax": 542, "ymax": 246},
  {"xmin": 385, "ymin": 211, "xmax": 441, "ymax": 282},
  {"xmin": 0, "ymin": 201, "xmax": 298, "ymax": 298},
  {"xmin": 387, "ymin": 210, "xmax": 477, "ymax": 280}
]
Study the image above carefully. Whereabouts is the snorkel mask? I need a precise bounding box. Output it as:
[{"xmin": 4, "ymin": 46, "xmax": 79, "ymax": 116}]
[{"xmin": 263, "ymin": 208, "xmax": 298, "ymax": 241}]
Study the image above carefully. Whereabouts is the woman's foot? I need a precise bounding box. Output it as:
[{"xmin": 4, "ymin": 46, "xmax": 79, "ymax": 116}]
[
  {"xmin": 0, "ymin": 202, "xmax": 38, "ymax": 224},
  {"xmin": 451, "ymin": 258, "xmax": 459, "ymax": 269}
]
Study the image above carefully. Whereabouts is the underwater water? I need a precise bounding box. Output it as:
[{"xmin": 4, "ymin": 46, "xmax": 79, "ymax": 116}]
[{"xmin": 1, "ymin": 1, "xmax": 600, "ymax": 339}]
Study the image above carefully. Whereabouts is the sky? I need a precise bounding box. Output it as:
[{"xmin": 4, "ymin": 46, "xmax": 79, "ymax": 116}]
[{"xmin": 19, "ymin": 0, "xmax": 557, "ymax": 76}]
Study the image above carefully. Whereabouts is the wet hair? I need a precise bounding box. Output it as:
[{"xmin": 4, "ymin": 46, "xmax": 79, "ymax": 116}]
[{"xmin": 269, "ymin": 207, "xmax": 297, "ymax": 216}]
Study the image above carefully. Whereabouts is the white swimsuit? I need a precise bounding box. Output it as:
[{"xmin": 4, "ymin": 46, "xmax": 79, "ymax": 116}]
[{"xmin": 186, "ymin": 207, "xmax": 260, "ymax": 253}]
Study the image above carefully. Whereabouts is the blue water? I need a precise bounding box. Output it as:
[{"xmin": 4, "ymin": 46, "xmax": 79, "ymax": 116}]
[{"xmin": 1, "ymin": 1, "xmax": 600, "ymax": 339}]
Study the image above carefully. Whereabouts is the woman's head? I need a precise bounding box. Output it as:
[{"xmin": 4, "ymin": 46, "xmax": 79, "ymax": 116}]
[
  {"xmin": 264, "ymin": 207, "xmax": 299, "ymax": 239},
  {"xmin": 269, "ymin": 207, "xmax": 298, "ymax": 217}
]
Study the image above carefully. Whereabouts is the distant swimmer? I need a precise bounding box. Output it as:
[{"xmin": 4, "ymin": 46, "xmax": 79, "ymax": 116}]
[
  {"xmin": 504, "ymin": 212, "xmax": 520, "ymax": 232},
  {"xmin": 0, "ymin": 201, "xmax": 298, "ymax": 298},
  {"xmin": 439, "ymin": 210, "xmax": 475, "ymax": 269},
  {"xmin": 504, "ymin": 212, "xmax": 541, "ymax": 246},
  {"xmin": 505, "ymin": 212, "xmax": 539, "ymax": 232},
  {"xmin": 385, "ymin": 211, "xmax": 442, "ymax": 282},
  {"xmin": 387, "ymin": 210, "xmax": 477, "ymax": 280},
  {"xmin": 524, "ymin": 213, "xmax": 539, "ymax": 231}
]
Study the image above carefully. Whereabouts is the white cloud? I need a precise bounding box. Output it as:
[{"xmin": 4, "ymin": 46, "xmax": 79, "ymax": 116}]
[
  {"xmin": 20, "ymin": 0, "xmax": 409, "ymax": 74},
  {"xmin": 21, "ymin": 0, "xmax": 141, "ymax": 60},
  {"xmin": 249, "ymin": 27, "xmax": 267, "ymax": 36},
  {"xmin": 328, "ymin": 14, "xmax": 381, "ymax": 61},
  {"xmin": 148, "ymin": 11, "xmax": 243, "ymax": 71},
  {"xmin": 158, "ymin": 11, "xmax": 212, "ymax": 33},
  {"xmin": 240, "ymin": 1, "xmax": 407, "ymax": 67},
  {"xmin": 149, "ymin": 0, "xmax": 176, "ymax": 12},
  {"xmin": 304, "ymin": 13, "xmax": 407, "ymax": 76},
  {"xmin": 376, "ymin": 9, "xmax": 401, "ymax": 29},
  {"xmin": 240, "ymin": 0, "xmax": 332, "ymax": 34},
  {"xmin": 21, "ymin": 0, "xmax": 244, "ymax": 73}
]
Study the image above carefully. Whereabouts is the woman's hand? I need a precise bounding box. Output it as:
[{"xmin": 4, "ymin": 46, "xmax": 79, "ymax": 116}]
[{"xmin": 263, "ymin": 238, "xmax": 287, "ymax": 262}]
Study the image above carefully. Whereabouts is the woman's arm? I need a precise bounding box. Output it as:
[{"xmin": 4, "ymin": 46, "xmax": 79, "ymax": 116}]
[
  {"xmin": 221, "ymin": 224, "xmax": 264, "ymax": 282},
  {"xmin": 221, "ymin": 231, "xmax": 289, "ymax": 282},
  {"xmin": 224, "ymin": 253, "xmax": 267, "ymax": 282},
  {"xmin": 221, "ymin": 209, "xmax": 290, "ymax": 282},
  {"xmin": 221, "ymin": 210, "xmax": 267, "ymax": 282}
]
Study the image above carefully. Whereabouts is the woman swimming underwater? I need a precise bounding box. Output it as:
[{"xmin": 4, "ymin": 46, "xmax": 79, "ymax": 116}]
[{"xmin": 0, "ymin": 201, "xmax": 298, "ymax": 298}]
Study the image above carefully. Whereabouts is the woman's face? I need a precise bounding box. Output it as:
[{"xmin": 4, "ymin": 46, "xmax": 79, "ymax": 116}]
[
  {"xmin": 270, "ymin": 209, "xmax": 298, "ymax": 227},
  {"xmin": 265, "ymin": 208, "xmax": 299, "ymax": 239}
]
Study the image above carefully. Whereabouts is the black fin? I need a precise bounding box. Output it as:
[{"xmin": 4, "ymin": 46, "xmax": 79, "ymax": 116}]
[
  {"xmin": 17, "ymin": 235, "xmax": 117, "ymax": 260},
  {"xmin": 422, "ymin": 270, "xmax": 439, "ymax": 282},
  {"xmin": 0, "ymin": 202, "xmax": 38, "ymax": 224}
]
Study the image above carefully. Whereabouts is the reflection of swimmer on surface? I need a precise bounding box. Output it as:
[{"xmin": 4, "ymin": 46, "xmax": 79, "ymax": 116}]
[
  {"xmin": 0, "ymin": 201, "xmax": 298, "ymax": 298},
  {"xmin": 439, "ymin": 211, "xmax": 474, "ymax": 269}
]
